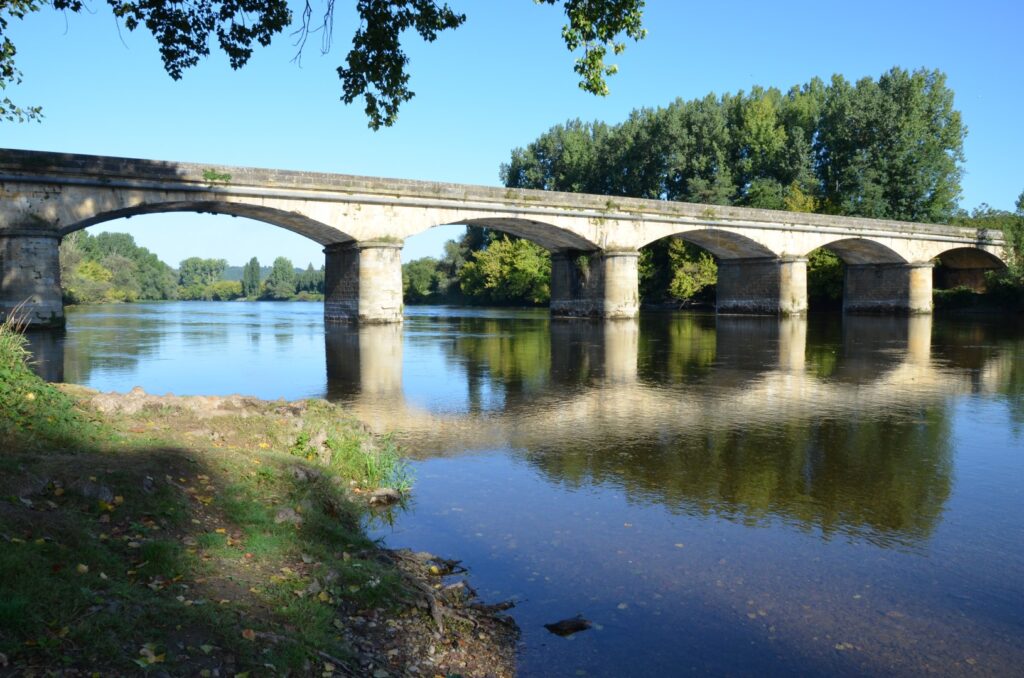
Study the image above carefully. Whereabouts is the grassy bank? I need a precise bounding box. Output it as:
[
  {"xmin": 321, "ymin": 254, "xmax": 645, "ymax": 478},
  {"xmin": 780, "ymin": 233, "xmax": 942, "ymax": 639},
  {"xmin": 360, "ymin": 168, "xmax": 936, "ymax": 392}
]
[{"xmin": 0, "ymin": 319, "xmax": 515, "ymax": 676}]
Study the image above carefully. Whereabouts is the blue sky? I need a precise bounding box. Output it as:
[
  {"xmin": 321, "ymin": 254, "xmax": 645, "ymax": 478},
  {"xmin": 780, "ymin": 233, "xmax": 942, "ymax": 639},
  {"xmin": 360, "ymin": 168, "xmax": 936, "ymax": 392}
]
[{"xmin": 3, "ymin": 0, "xmax": 1022, "ymax": 267}]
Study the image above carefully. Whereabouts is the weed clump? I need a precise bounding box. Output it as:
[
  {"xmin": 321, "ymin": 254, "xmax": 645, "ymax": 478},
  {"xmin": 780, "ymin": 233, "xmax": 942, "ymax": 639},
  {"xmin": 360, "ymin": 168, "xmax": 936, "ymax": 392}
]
[{"xmin": 0, "ymin": 316, "xmax": 99, "ymax": 451}]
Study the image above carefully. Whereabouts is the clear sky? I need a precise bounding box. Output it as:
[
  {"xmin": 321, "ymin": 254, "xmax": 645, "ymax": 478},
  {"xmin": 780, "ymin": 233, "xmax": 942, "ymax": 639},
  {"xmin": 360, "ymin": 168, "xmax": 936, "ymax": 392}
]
[{"xmin": 3, "ymin": 0, "xmax": 1022, "ymax": 267}]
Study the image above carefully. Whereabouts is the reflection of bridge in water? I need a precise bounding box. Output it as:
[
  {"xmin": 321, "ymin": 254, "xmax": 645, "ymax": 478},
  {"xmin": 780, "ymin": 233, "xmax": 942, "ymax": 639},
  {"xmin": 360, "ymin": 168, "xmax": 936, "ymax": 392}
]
[
  {"xmin": 26, "ymin": 311, "xmax": 1021, "ymax": 545},
  {"xmin": 327, "ymin": 314, "xmax": 1012, "ymax": 452},
  {"xmin": 324, "ymin": 313, "xmax": 1024, "ymax": 545}
]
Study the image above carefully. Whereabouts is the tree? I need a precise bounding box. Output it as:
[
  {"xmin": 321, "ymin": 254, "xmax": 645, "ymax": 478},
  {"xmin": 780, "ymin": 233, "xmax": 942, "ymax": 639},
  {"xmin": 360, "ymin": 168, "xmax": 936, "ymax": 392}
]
[
  {"xmin": 206, "ymin": 280, "xmax": 243, "ymax": 301},
  {"xmin": 667, "ymin": 243, "xmax": 717, "ymax": 301},
  {"xmin": 59, "ymin": 230, "xmax": 177, "ymax": 303},
  {"xmin": 241, "ymin": 257, "xmax": 261, "ymax": 298},
  {"xmin": 402, "ymin": 257, "xmax": 440, "ymax": 303},
  {"xmin": 295, "ymin": 263, "xmax": 325, "ymax": 295},
  {"xmin": 178, "ymin": 257, "xmax": 227, "ymax": 288},
  {"xmin": 815, "ymin": 68, "xmax": 965, "ymax": 222},
  {"xmin": 3, "ymin": 1, "xmax": 645, "ymax": 129},
  {"xmin": 264, "ymin": 256, "xmax": 297, "ymax": 299},
  {"xmin": 458, "ymin": 237, "xmax": 551, "ymax": 305}
]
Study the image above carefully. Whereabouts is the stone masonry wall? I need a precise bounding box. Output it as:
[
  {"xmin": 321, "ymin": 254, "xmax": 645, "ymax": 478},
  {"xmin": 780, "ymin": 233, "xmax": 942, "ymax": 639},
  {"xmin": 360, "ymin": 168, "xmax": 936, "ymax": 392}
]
[
  {"xmin": 716, "ymin": 258, "xmax": 782, "ymax": 314},
  {"xmin": 844, "ymin": 264, "xmax": 932, "ymax": 314},
  {"xmin": 0, "ymin": 234, "xmax": 64, "ymax": 328},
  {"xmin": 550, "ymin": 251, "xmax": 639, "ymax": 319},
  {"xmin": 323, "ymin": 243, "xmax": 361, "ymax": 323},
  {"xmin": 323, "ymin": 243, "xmax": 403, "ymax": 324}
]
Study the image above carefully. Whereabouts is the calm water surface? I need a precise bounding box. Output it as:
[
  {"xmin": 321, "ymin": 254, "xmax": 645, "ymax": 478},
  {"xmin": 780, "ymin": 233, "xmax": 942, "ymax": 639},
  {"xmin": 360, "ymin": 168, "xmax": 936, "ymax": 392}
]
[{"xmin": 26, "ymin": 302, "xmax": 1024, "ymax": 676}]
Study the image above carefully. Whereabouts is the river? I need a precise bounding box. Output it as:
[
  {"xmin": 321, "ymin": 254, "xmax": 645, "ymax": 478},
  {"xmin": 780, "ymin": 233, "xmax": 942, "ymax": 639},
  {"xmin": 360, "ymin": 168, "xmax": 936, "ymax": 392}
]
[{"xmin": 24, "ymin": 302, "xmax": 1024, "ymax": 676}]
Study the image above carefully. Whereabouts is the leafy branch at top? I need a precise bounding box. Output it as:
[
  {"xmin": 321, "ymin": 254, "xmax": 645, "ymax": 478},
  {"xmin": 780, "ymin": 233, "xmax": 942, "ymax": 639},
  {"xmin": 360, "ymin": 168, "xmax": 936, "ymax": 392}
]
[{"xmin": 0, "ymin": 0, "xmax": 646, "ymax": 129}]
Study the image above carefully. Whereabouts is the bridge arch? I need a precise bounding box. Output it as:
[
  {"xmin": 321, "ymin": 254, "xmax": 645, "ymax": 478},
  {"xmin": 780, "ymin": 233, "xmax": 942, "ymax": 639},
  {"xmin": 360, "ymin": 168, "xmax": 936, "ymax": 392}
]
[
  {"xmin": 804, "ymin": 237, "xmax": 907, "ymax": 264},
  {"xmin": 58, "ymin": 200, "xmax": 352, "ymax": 246},
  {"xmin": 934, "ymin": 246, "xmax": 1007, "ymax": 270},
  {"xmin": 637, "ymin": 227, "xmax": 778, "ymax": 259},
  {"xmin": 401, "ymin": 215, "xmax": 600, "ymax": 252},
  {"xmin": 932, "ymin": 246, "xmax": 1007, "ymax": 292}
]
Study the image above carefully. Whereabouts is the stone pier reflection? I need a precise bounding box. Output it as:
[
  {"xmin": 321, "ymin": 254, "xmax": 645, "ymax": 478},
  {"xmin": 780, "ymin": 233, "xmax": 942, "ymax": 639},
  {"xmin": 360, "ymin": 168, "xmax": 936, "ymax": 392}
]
[
  {"xmin": 325, "ymin": 323, "xmax": 404, "ymax": 401},
  {"xmin": 550, "ymin": 319, "xmax": 638, "ymax": 385},
  {"xmin": 22, "ymin": 329, "xmax": 65, "ymax": 383},
  {"xmin": 333, "ymin": 313, "xmax": 1019, "ymax": 545}
]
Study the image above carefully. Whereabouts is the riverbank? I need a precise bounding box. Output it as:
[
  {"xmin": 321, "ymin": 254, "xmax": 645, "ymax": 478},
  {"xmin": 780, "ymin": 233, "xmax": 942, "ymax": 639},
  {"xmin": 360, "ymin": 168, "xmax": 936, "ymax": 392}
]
[{"xmin": 0, "ymin": 324, "xmax": 516, "ymax": 676}]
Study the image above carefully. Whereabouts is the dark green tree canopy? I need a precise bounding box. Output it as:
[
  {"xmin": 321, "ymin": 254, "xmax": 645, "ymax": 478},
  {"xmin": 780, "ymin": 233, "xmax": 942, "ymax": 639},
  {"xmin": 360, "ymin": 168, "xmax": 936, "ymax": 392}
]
[
  {"xmin": 2, "ymin": 0, "xmax": 646, "ymax": 127},
  {"xmin": 264, "ymin": 255, "xmax": 297, "ymax": 299},
  {"xmin": 241, "ymin": 256, "xmax": 261, "ymax": 298},
  {"xmin": 502, "ymin": 67, "xmax": 966, "ymax": 224}
]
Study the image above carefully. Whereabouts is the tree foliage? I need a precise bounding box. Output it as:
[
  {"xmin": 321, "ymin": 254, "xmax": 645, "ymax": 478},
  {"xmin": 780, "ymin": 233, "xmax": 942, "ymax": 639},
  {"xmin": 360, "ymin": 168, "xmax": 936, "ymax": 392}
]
[
  {"xmin": 402, "ymin": 256, "xmax": 441, "ymax": 303},
  {"xmin": 503, "ymin": 68, "xmax": 964, "ymax": 222},
  {"xmin": 178, "ymin": 256, "xmax": 227, "ymax": 295},
  {"xmin": 264, "ymin": 256, "xmax": 298, "ymax": 300},
  {"xmin": 295, "ymin": 263, "xmax": 325, "ymax": 297},
  {"xmin": 59, "ymin": 231, "xmax": 177, "ymax": 304},
  {"xmin": 503, "ymin": 67, "xmax": 967, "ymax": 302},
  {"xmin": 241, "ymin": 256, "xmax": 262, "ymax": 298},
  {"xmin": 458, "ymin": 236, "xmax": 551, "ymax": 305},
  {"xmin": 3, "ymin": 0, "xmax": 645, "ymax": 128}
]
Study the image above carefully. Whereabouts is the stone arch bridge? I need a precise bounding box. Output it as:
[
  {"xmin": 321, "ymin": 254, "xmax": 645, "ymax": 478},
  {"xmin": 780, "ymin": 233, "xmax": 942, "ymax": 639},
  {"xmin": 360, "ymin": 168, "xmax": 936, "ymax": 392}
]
[{"xmin": 0, "ymin": 149, "xmax": 1007, "ymax": 327}]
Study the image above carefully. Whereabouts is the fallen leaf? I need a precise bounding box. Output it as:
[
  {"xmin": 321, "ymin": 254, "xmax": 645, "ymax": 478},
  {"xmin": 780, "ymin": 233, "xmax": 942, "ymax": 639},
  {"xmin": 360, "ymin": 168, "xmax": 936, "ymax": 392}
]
[
  {"xmin": 138, "ymin": 643, "xmax": 165, "ymax": 665},
  {"xmin": 76, "ymin": 564, "xmax": 89, "ymax": 574},
  {"xmin": 241, "ymin": 629, "xmax": 257, "ymax": 641}
]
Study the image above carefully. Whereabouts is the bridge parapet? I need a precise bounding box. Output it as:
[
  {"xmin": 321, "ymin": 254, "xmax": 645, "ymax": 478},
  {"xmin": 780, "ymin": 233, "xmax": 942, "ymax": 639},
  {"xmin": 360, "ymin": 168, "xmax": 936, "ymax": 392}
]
[{"xmin": 0, "ymin": 149, "xmax": 1011, "ymax": 325}]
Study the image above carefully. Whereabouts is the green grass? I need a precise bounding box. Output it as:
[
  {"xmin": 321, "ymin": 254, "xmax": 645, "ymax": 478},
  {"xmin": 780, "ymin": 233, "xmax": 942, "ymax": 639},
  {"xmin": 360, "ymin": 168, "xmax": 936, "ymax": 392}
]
[
  {"xmin": 0, "ymin": 317, "xmax": 420, "ymax": 674},
  {"xmin": 0, "ymin": 315, "xmax": 102, "ymax": 450}
]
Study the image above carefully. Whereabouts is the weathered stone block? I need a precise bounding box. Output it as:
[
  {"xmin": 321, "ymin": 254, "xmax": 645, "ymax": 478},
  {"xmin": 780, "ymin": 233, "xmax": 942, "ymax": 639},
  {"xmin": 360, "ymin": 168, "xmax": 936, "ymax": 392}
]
[
  {"xmin": 0, "ymin": 233, "xmax": 64, "ymax": 328},
  {"xmin": 716, "ymin": 257, "xmax": 807, "ymax": 315},
  {"xmin": 324, "ymin": 241, "xmax": 403, "ymax": 324},
  {"xmin": 550, "ymin": 250, "xmax": 639, "ymax": 319},
  {"xmin": 844, "ymin": 263, "xmax": 932, "ymax": 314}
]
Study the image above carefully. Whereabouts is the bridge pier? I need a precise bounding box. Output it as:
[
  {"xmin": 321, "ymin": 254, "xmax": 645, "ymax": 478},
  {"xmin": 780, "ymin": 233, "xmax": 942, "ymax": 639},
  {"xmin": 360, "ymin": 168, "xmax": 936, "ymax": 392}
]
[
  {"xmin": 716, "ymin": 256, "xmax": 808, "ymax": 315},
  {"xmin": 323, "ymin": 241, "xmax": 404, "ymax": 324},
  {"xmin": 550, "ymin": 250, "xmax": 640, "ymax": 319},
  {"xmin": 844, "ymin": 263, "xmax": 933, "ymax": 314},
  {"xmin": 0, "ymin": 230, "xmax": 65, "ymax": 328}
]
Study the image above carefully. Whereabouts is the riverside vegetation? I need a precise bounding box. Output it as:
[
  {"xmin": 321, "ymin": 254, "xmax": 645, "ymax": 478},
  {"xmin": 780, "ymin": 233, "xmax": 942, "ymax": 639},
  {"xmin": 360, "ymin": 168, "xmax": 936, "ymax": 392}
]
[
  {"xmin": 0, "ymin": 317, "xmax": 517, "ymax": 676},
  {"xmin": 59, "ymin": 231, "xmax": 326, "ymax": 305}
]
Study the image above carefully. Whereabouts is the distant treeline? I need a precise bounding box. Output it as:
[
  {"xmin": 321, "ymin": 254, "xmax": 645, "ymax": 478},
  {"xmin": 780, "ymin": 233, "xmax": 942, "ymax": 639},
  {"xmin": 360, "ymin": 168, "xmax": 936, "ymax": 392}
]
[
  {"xmin": 59, "ymin": 231, "xmax": 324, "ymax": 304},
  {"xmin": 404, "ymin": 67, "xmax": 1024, "ymax": 309}
]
